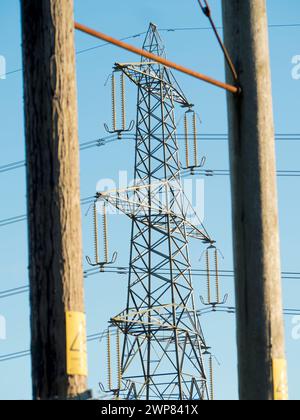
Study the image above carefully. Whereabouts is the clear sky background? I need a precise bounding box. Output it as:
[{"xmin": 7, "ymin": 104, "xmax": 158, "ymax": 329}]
[{"xmin": 0, "ymin": 0, "xmax": 299, "ymax": 400}]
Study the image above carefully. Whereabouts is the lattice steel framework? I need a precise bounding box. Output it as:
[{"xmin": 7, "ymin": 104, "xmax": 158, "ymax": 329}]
[{"xmin": 98, "ymin": 24, "xmax": 215, "ymax": 400}]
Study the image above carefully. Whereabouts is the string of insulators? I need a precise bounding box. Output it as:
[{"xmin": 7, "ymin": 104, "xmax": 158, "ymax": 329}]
[
  {"xmin": 121, "ymin": 73, "xmax": 126, "ymax": 131},
  {"xmin": 214, "ymin": 247, "xmax": 220, "ymax": 304},
  {"xmin": 102, "ymin": 203, "xmax": 109, "ymax": 264},
  {"xmin": 107, "ymin": 329, "xmax": 112, "ymax": 391},
  {"xmin": 184, "ymin": 113, "xmax": 190, "ymax": 168},
  {"xmin": 111, "ymin": 74, "xmax": 117, "ymax": 132},
  {"xmin": 209, "ymin": 355, "xmax": 214, "ymax": 401},
  {"xmin": 193, "ymin": 112, "xmax": 199, "ymax": 167},
  {"xmin": 200, "ymin": 246, "xmax": 226, "ymax": 307},
  {"xmin": 117, "ymin": 328, "xmax": 122, "ymax": 392},
  {"xmin": 206, "ymin": 249, "xmax": 211, "ymax": 304},
  {"xmin": 93, "ymin": 202, "xmax": 99, "ymax": 265},
  {"xmin": 184, "ymin": 110, "xmax": 200, "ymax": 168},
  {"xmin": 105, "ymin": 71, "xmax": 134, "ymax": 138}
]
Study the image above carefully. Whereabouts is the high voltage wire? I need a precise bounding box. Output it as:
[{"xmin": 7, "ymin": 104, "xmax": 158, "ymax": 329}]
[
  {"xmin": 182, "ymin": 169, "xmax": 300, "ymax": 178},
  {"xmin": 1, "ymin": 133, "xmax": 300, "ymax": 175},
  {"xmin": 0, "ymin": 160, "xmax": 25, "ymax": 174},
  {"xmin": 0, "ymin": 285, "xmax": 29, "ymax": 299},
  {"xmin": 2, "ymin": 267, "xmax": 300, "ymax": 300},
  {"xmin": 0, "ymin": 145, "xmax": 300, "ymax": 228},
  {"xmin": 0, "ymin": 332, "xmax": 104, "ymax": 363},
  {"xmin": 0, "ymin": 134, "xmax": 116, "ymax": 175},
  {"xmin": 0, "ymin": 214, "xmax": 27, "ymax": 227},
  {"xmin": 0, "ymin": 195, "xmax": 95, "ymax": 228},
  {"xmin": 0, "ymin": 31, "xmax": 148, "ymax": 79},
  {"xmin": 159, "ymin": 23, "xmax": 300, "ymax": 32},
  {"xmin": 84, "ymin": 266, "xmax": 300, "ymax": 281},
  {"xmin": 1, "ymin": 157, "xmax": 300, "ymax": 228},
  {"xmin": 1, "ymin": 302, "xmax": 300, "ymax": 364},
  {"xmin": 1, "ymin": 22, "xmax": 299, "ymax": 79},
  {"xmin": 197, "ymin": 306, "xmax": 300, "ymax": 317}
]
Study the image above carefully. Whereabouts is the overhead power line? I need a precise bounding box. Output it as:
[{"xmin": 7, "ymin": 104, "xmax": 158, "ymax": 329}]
[
  {"xmin": 2, "ymin": 267, "xmax": 300, "ymax": 301},
  {"xmin": 182, "ymin": 168, "xmax": 300, "ymax": 178},
  {"xmin": 0, "ymin": 285, "xmax": 29, "ymax": 299},
  {"xmin": 0, "ymin": 194, "xmax": 95, "ymax": 229},
  {"xmin": 0, "ymin": 134, "xmax": 117, "ymax": 175},
  {"xmin": 1, "ymin": 133, "xmax": 300, "ymax": 175},
  {"xmin": 1, "ymin": 151, "xmax": 300, "ymax": 229},
  {"xmin": 0, "ymin": 214, "xmax": 27, "ymax": 228},
  {"xmin": 0, "ymin": 332, "xmax": 105, "ymax": 363},
  {"xmin": 1, "ymin": 155, "xmax": 300, "ymax": 230},
  {"xmin": 198, "ymin": 306, "xmax": 300, "ymax": 317},
  {"xmin": 1, "ymin": 22, "xmax": 299, "ymax": 79},
  {"xmin": 1, "ymin": 300, "xmax": 300, "ymax": 364},
  {"xmin": 160, "ymin": 23, "xmax": 300, "ymax": 32},
  {"xmin": 0, "ymin": 31, "xmax": 148, "ymax": 79}
]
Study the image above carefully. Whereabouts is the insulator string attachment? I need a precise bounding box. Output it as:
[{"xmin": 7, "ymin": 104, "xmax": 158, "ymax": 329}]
[
  {"xmin": 107, "ymin": 328, "xmax": 112, "ymax": 391},
  {"xmin": 121, "ymin": 73, "xmax": 126, "ymax": 131},
  {"xmin": 102, "ymin": 203, "xmax": 109, "ymax": 264},
  {"xmin": 104, "ymin": 71, "xmax": 135, "ymax": 139},
  {"xmin": 182, "ymin": 110, "xmax": 205, "ymax": 171},
  {"xmin": 184, "ymin": 112, "xmax": 190, "ymax": 168},
  {"xmin": 209, "ymin": 354, "xmax": 214, "ymax": 401},
  {"xmin": 200, "ymin": 246, "xmax": 228, "ymax": 307},
  {"xmin": 86, "ymin": 200, "xmax": 118, "ymax": 268},
  {"xmin": 93, "ymin": 202, "xmax": 99, "ymax": 265},
  {"xmin": 112, "ymin": 74, "xmax": 117, "ymax": 132}
]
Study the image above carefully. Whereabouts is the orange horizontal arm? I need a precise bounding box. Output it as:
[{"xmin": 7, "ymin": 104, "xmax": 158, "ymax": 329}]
[{"xmin": 75, "ymin": 22, "xmax": 239, "ymax": 94}]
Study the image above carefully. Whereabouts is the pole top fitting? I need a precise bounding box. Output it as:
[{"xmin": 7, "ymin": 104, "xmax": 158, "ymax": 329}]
[{"xmin": 149, "ymin": 22, "xmax": 158, "ymax": 31}]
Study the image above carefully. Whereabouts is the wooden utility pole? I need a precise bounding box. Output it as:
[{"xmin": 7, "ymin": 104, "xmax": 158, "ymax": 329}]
[
  {"xmin": 21, "ymin": 0, "xmax": 88, "ymax": 400},
  {"xmin": 222, "ymin": 0, "xmax": 288, "ymax": 400}
]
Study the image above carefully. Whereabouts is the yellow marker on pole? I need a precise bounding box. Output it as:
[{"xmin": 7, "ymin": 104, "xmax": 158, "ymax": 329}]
[
  {"xmin": 273, "ymin": 359, "xmax": 288, "ymax": 401},
  {"xmin": 66, "ymin": 312, "xmax": 88, "ymax": 377}
]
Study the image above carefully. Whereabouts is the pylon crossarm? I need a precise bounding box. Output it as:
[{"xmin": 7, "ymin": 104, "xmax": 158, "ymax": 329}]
[
  {"xmin": 97, "ymin": 181, "xmax": 212, "ymax": 243},
  {"xmin": 115, "ymin": 63, "xmax": 191, "ymax": 107},
  {"xmin": 97, "ymin": 190, "xmax": 211, "ymax": 243},
  {"xmin": 111, "ymin": 305, "xmax": 203, "ymax": 337}
]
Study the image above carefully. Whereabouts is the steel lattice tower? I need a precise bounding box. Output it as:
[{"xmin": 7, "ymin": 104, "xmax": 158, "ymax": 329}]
[{"xmin": 98, "ymin": 24, "xmax": 214, "ymax": 400}]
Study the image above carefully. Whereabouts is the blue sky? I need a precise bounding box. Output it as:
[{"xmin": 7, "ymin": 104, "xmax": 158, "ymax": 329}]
[{"xmin": 0, "ymin": 0, "xmax": 299, "ymax": 400}]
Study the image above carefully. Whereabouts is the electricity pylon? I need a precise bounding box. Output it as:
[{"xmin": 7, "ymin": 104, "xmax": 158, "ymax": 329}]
[{"xmin": 98, "ymin": 23, "xmax": 215, "ymax": 400}]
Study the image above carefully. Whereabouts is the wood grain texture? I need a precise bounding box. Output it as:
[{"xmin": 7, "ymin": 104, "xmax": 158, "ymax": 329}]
[
  {"xmin": 222, "ymin": 0, "xmax": 287, "ymax": 400},
  {"xmin": 21, "ymin": 0, "xmax": 87, "ymax": 400}
]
